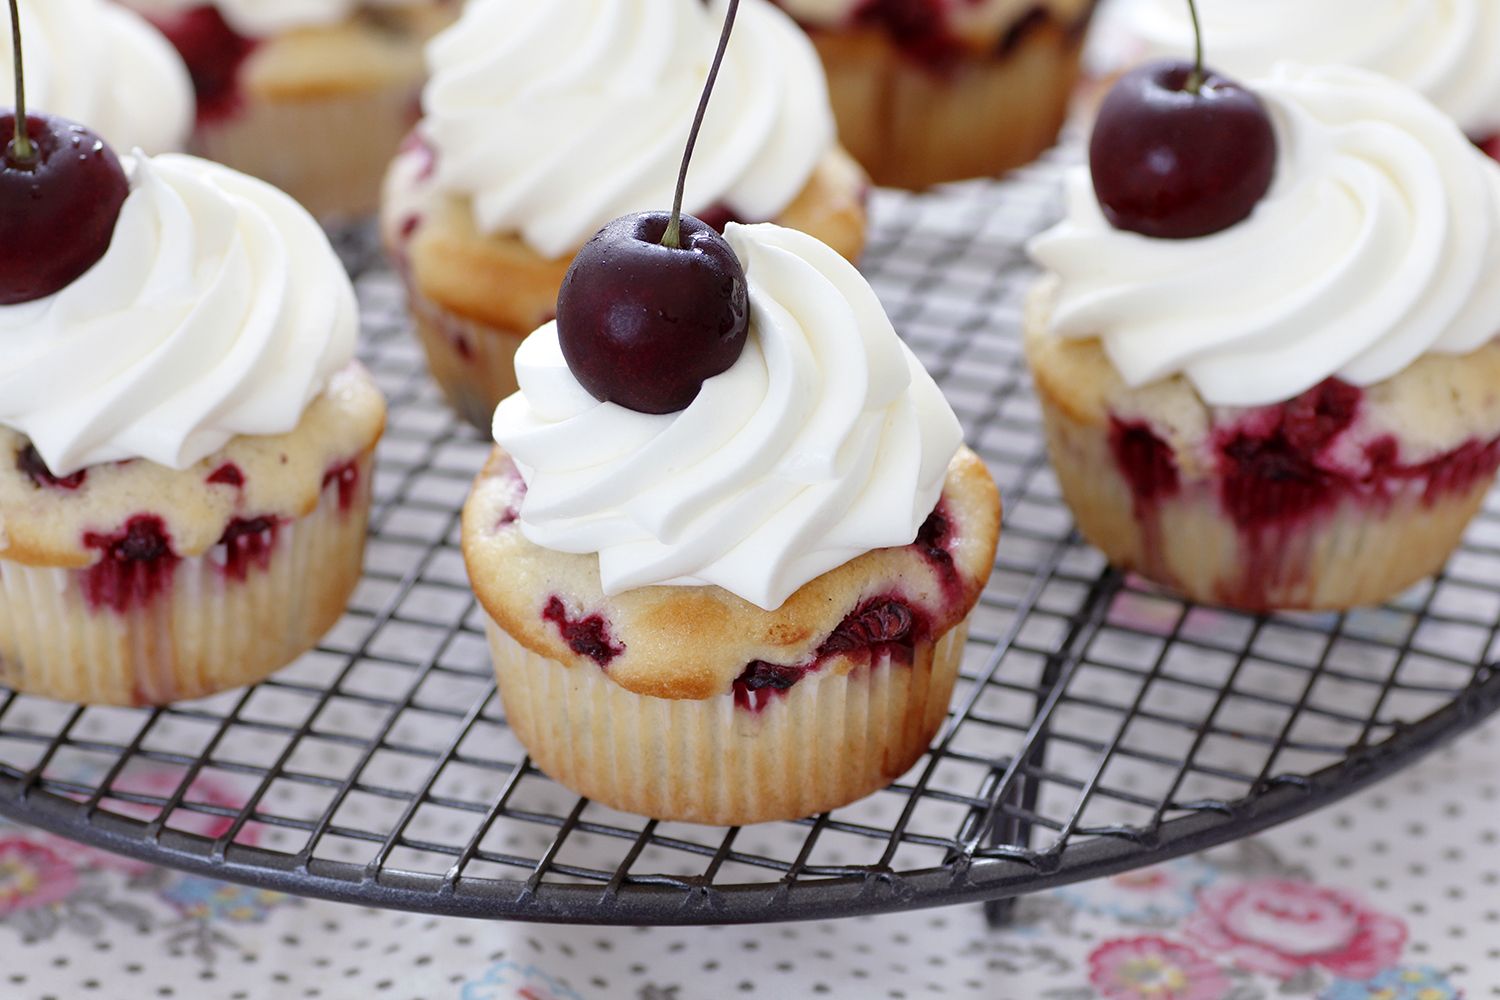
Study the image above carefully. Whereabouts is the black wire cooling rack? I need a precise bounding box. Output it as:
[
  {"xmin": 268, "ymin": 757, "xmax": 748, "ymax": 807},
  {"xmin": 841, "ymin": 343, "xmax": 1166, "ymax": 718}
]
[{"xmin": 2, "ymin": 158, "xmax": 1499, "ymax": 926}]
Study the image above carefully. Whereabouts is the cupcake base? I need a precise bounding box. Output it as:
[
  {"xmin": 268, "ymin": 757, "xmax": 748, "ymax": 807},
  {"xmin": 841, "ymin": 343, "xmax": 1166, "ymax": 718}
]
[
  {"xmin": 485, "ymin": 616, "xmax": 968, "ymax": 826},
  {"xmin": 1039, "ymin": 404, "xmax": 1497, "ymax": 610},
  {"xmin": 1025, "ymin": 282, "xmax": 1500, "ymax": 611},
  {"xmin": 0, "ymin": 452, "xmax": 374, "ymax": 706},
  {"xmin": 195, "ymin": 84, "xmax": 420, "ymax": 219},
  {"xmin": 407, "ymin": 285, "xmax": 525, "ymax": 432},
  {"xmin": 808, "ymin": 15, "xmax": 1088, "ymax": 188}
]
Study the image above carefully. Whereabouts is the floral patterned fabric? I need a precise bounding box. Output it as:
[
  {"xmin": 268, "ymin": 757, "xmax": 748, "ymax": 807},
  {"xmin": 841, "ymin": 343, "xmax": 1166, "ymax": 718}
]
[
  {"xmin": 0, "ymin": 699, "xmax": 1493, "ymax": 999},
  {"xmin": 0, "ymin": 780, "xmax": 1481, "ymax": 999}
]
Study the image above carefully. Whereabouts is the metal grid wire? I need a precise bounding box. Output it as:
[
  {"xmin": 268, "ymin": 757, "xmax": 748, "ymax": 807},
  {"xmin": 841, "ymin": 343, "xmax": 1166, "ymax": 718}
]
[{"xmin": 1, "ymin": 157, "xmax": 1498, "ymax": 924}]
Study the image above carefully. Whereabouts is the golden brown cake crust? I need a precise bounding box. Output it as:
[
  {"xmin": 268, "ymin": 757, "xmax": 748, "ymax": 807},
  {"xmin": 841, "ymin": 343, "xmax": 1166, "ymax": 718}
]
[
  {"xmin": 804, "ymin": 16, "xmax": 1089, "ymax": 188},
  {"xmin": 0, "ymin": 364, "xmax": 386, "ymax": 569},
  {"xmin": 463, "ymin": 445, "xmax": 1000, "ymax": 701},
  {"xmin": 1025, "ymin": 277, "xmax": 1500, "ymax": 467},
  {"xmin": 383, "ymin": 146, "xmax": 871, "ymax": 335},
  {"xmin": 241, "ymin": 6, "xmax": 456, "ymax": 100}
]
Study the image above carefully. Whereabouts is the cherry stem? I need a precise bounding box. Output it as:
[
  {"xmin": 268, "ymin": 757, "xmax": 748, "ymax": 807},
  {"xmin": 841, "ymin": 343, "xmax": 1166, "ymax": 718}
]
[
  {"xmin": 663, "ymin": 0, "xmax": 741, "ymax": 250},
  {"xmin": 1183, "ymin": 0, "xmax": 1205, "ymax": 94},
  {"xmin": 5, "ymin": 0, "xmax": 30, "ymax": 163}
]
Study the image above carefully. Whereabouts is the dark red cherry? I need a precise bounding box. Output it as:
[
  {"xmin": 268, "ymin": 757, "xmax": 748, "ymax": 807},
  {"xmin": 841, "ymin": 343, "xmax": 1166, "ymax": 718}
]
[
  {"xmin": 556, "ymin": 211, "xmax": 750, "ymax": 415},
  {"xmin": 0, "ymin": 114, "xmax": 129, "ymax": 305},
  {"xmin": 145, "ymin": 7, "xmax": 257, "ymax": 123},
  {"xmin": 1090, "ymin": 60, "xmax": 1277, "ymax": 240}
]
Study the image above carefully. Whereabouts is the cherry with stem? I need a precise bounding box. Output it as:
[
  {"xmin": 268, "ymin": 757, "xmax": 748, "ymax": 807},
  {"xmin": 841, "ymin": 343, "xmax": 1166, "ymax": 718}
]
[
  {"xmin": 1, "ymin": 0, "xmax": 130, "ymax": 304},
  {"xmin": 555, "ymin": 0, "xmax": 752, "ymax": 415},
  {"xmin": 1087, "ymin": 0, "xmax": 1276, "ymax": 240}
]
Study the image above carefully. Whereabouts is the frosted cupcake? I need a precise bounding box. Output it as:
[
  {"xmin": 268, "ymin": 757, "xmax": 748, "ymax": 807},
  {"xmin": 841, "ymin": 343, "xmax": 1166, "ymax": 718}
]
[
  {"xmin": 2, "ymin": 0, "xmax": 193, "ymax": 154},
  {"xmin": 771, "ymin": 0, "xmax": 1099, "ymax": 188},
  {"xmin": 123, "ymin": 0, "xmax": 458, "ymax": 217},
  {"xmin": 1112, "ymin": 0, "xmax": 1500, "ymax": 154},
  {"xmin": 464, "ymin": 223, "xmax": 999, "ymax": 825},
  {"xmin": 0, "ymin": 143, "xmax": 385, "ymax": 705},
  {"xmin": 1027, "ymin": 62, "xmax": 1500, "ymax": 611},
  {"xmin": 381, "ymin": 0, "xmax": 870, "ymax": 430}
]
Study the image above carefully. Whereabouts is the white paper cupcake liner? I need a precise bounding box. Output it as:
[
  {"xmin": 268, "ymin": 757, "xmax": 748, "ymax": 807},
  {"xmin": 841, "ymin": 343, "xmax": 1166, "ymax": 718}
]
[
  {"xmin": 0, "ymin": 452, "xmax": 374, "ymax": 705},
  {"xmin": 484, "ymin": 615, "xmax": 970, "ymax": 825},
  {"xmin": 194, "ymin": 84, "xmax": 421, "ymax": 219}
]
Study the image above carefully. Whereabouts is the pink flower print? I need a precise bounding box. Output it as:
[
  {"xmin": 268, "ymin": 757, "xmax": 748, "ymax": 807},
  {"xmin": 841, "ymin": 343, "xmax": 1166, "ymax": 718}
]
[
  {"xmin": 54, "ymin": 768, "xmax": 253, "ymax": 875},
  {"xmin": 1088, "ymin": 936, "xmax": 1231, "ymax": 1000},
  {"xmin": 1185, "ymin": 879, "xmax": 1406, "ymax": 981},
  {"xmin": 0, "ymin": 839, "xmax": 79, "ymax": 915}
]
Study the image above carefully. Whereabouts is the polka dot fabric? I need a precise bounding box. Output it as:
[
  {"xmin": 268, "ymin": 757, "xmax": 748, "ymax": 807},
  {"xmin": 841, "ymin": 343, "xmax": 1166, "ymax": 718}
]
[{"xmin": 0, "ymin": 716, "xmax": 1492, "ymax": 999}]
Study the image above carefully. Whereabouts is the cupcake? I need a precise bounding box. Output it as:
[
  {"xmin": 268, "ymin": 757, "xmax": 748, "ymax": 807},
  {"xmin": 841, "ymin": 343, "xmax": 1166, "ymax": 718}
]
[
  {"xmin": 381, "ymin": 0, "xmax": 870, "ymax": 431},
  {"xmin": 0, "ymin": 102, "xmax": 385, "ymax": 704},
  {"xmin": 1110, "ymin": 0, "xmax": 1500, "ymax": 154},
  {"xmin": 463, "ymin": 222, "xmax": 1000, "ymax": 825},
  {"xmin": 771, "ymin": 0, "xmax": 1099, "ymax": 188},
  {"xmin": 2, "ymin": 0, "xmax": 193, "ymax": 153},
  {"xmin": 1027, "ymin": 61, "xmax": 1500, "ymax": 611},
  {"xmin": 123, "ymin": 0, "xmax": 458, "ymax": 218}
]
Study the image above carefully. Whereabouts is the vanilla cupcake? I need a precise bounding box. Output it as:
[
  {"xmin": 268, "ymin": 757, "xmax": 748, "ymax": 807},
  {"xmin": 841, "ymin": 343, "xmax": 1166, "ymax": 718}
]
[
  {"xmin": 1113, "ymin": 0, "xmax": 1500, "ymax": 152},
  {"xmin": 1027, "ymin": 64, "xmax": 1500, "ymax": 611},
  {"xmin": 463, "ymin": 223, "xmax": 999, "ymax": 825},
  {"xmin": 2, "ymin": 0, "xmax": 193, "ymax": 154},
  {"xmin": 771, "ymin": 0, "xmax": 1098, "ymax": 188},
  {"xmin": 381, "ymin": 0, "xmax": 870, "ymax": 430},
  {"xmin": 122, "ymin": 0, "xmax": 458, "ymax": 218},
  {"xmin": 0, "ymin": 152, "xmax": 385, "ymax": 705}
]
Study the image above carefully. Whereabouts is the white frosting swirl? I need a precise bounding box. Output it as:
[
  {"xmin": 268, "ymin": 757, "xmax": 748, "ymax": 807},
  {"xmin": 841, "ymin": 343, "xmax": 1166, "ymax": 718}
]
[
  {"xmin": 1116, "ymin": 0, "xmax": 1500, "ymax": 138},
  {"xmin": 493, "ymin": 223, "xmax": 963, "ymax": 611},
  {"xmin": 1030, "ymin": 64, "xmax": 1500, "ymax": 408},
  {"xmin": 0, "ymin": 154, "xmax": 357, "ymax": 476},
  {"xmin": 124, "ymin": 0, "xmax": 417, "ymax": 38},
  {"xmin": 0, "ymin": 0, "xmax": 193, "ymax": 154},
  {"xmin": 420, "ymin": 0, "xmax": 835, "ymax": 259}
]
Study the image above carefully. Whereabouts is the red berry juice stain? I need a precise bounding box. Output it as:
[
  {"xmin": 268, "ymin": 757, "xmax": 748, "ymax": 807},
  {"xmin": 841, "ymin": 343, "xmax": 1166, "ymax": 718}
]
[
  {"xmin": 81, "ymin": 516, "xmax": 179, "ymax": 614},
  {"xmin": 322, "ymin": 459, "xmax": 361, "ymax": 513},
  {"xmin": 217, "ymin": 516, "xmax": 281, "ymax": 582},
  {"xmin": 206, "ymin": 462, "xmax": 245, "ymax": 488},
  {"xmin": 732, "ymin": 596, "xmax": 927, "ymax": 712}
]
